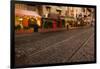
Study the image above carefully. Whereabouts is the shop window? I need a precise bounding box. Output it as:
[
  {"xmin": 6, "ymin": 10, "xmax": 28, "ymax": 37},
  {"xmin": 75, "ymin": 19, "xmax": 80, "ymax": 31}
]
[{"xmin": 15, "ymin": 16, "xmax": 23, "ymax": 30}]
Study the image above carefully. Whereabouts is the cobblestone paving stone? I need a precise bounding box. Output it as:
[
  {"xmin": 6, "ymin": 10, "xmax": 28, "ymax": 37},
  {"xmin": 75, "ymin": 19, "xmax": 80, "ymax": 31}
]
[
  {"xmin": 68, "ymin": 34, "xmax": 95, "ymax": 62},
  {"xmin": 26, "ymin": 28, "xmax": 93, "ymax": 65},
  {"xmin": 15, "ymin": 27, "xmax": 95, "ymax": 67}
]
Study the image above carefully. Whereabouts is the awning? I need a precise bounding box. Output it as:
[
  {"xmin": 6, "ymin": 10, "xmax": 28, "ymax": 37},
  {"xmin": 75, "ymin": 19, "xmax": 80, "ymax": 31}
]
[{"xmin": 15, "ymin": 9, "xmax": 41, "ymax": 18}]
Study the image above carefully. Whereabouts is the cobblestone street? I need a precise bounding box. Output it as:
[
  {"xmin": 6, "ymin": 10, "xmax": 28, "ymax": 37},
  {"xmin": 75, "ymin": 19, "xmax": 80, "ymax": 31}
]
[{"xmin": 15, "ymin": 26, "xmax": 95, "ymax": 67}]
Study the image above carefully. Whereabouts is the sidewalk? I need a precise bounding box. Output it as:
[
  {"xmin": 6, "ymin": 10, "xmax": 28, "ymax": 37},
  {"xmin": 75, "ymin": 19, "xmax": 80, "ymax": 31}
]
[
  {"xmin": 39, "ymin": 28, "xmax": 66, "ymax": 32},
  {"xmin": 69, "ymin": 25, "xmax": 91, "ymax": 30},
  {"xmin": 15, "ymin": 25, "xmax": 91, "ymax": 36}
]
